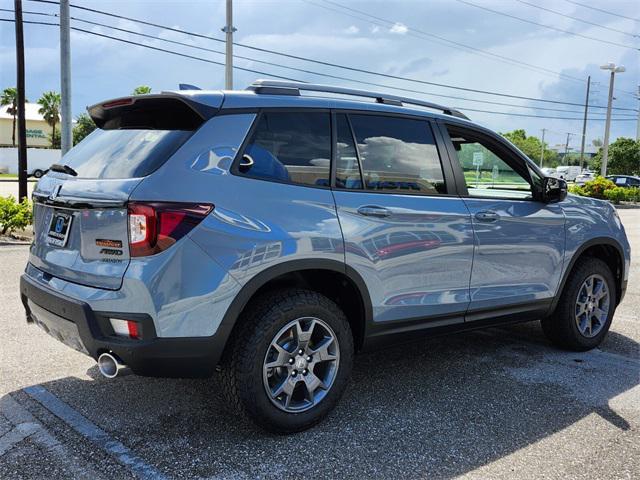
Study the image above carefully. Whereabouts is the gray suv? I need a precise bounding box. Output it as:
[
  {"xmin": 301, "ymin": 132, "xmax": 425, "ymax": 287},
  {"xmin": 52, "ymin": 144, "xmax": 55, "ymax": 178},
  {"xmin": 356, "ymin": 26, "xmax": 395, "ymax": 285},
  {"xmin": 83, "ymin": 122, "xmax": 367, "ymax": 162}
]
[{"xmin": 20, "ymin": 80, "xmax": 631, "ymax": 433}]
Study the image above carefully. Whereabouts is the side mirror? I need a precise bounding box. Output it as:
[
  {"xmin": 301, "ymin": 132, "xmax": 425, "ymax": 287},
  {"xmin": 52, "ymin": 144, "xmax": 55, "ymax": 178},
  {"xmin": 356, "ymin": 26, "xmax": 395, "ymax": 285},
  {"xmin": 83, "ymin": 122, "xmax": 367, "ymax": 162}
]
[{"xmin": 543, "ymin": 176, "xmax": 567, "ymax": 203}]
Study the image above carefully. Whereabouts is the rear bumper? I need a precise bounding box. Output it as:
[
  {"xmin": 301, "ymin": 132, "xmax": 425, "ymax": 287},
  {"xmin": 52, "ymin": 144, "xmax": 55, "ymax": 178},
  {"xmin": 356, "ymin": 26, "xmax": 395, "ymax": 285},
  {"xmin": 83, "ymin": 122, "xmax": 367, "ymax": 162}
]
[{"xmin": 20, "ymin": 274, "xmax": 227, "ymax": 378}]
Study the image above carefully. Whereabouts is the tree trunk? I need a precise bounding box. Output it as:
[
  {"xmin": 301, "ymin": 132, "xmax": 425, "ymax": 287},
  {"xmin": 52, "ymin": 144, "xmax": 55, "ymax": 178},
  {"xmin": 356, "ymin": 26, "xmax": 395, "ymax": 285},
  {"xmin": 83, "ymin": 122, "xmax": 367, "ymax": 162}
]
[{"xmin": 52, "ymin": 122, "xmax": 56, "ymax": 147}]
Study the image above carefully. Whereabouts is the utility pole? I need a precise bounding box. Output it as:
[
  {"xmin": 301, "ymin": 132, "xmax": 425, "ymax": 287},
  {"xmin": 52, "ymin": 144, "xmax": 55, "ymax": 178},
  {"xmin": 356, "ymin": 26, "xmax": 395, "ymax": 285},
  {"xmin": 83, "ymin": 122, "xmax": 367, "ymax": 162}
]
[
  {"xmin": 14, "ymin": 0, "xmax": 28, "ymax": 202},
  {"xmin": 579, "ymin": 76, "xmax": 590, "ymax": 171},
  {"xmin": 564, "ymin": 133, "xmax": 572, "ymax": 164},
  {"xmin": 600, "ymin": 63, "xmax": 625, "ymax": 177},
  {"xmin": 59, "ymin": 0, "xmax": 72, "ymax": 155},
  {"xmin": 636, "ymin": 85, "xmax": 639, "ymax": 142},
  {"xmin": 539, "ymin": 128, "xmax": 546, "ymax": 167},
  {"xmin": 222, "ymin": 0, "xmax": 236, "ymax": 90}
]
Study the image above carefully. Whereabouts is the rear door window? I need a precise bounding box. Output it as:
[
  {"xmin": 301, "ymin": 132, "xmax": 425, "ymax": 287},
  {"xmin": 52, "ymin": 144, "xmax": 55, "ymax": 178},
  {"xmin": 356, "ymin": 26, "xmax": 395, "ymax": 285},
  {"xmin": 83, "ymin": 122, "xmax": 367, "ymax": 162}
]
[
  {"xmin": 348, "ymin": 114, "xmax": 447, "ymax": 195},
  {"xmin": 62, "ymin": 129, "xmax": 192, "ymax": 179},
  {"xmin": 238, "ymin": 112, "xmax": 331, "ymax": 187}
]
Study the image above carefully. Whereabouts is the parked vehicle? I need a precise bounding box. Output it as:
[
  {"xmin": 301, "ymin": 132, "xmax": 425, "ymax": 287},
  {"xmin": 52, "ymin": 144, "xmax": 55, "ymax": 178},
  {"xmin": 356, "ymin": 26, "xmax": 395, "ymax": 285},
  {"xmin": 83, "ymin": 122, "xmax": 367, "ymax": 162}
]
[
  {"xmin": 541, "ymin": 167, "xmax": 557, "ymax": 177},
  {"xmin": 575, "ymin": 172, "xmax": 595, "ymax": 186},
  {"xmin": 20, "ymin": 81, "xmax": 631, "ymax": 433},
  {"xmin": 606, "ymin": 175, "xmax": 640, "ymax": 188},
  {"xmin": 28, "ymin": 167, "xmax": 47, "ymax": 178},
  {"xmin": 556, "ymin": 165, "xmax": 582, "ymax": 181}
]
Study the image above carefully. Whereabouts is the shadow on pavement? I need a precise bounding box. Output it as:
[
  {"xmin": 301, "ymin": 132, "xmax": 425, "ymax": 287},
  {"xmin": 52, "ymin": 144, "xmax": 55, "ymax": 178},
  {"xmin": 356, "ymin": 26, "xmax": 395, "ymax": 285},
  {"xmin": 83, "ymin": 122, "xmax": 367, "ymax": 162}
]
[{"xmin": 7, "ymin": 321, "xmax": 640, "ymax": 478}]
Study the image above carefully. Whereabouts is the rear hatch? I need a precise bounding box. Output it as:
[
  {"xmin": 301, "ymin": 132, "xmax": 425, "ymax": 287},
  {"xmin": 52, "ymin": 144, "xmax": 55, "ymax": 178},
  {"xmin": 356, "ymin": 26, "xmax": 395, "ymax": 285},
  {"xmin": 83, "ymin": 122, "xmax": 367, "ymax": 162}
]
[{"xmin": 29, "ymin": 94, "xmax": 217, "ymax": 290}]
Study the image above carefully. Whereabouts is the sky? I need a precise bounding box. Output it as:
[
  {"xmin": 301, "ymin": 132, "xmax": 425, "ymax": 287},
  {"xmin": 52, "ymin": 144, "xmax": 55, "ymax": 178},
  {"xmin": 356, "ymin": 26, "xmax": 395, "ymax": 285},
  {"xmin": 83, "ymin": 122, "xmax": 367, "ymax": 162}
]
[{"xmin": 1, "ymin": 0, "xmax": 638, "ymax": 152}]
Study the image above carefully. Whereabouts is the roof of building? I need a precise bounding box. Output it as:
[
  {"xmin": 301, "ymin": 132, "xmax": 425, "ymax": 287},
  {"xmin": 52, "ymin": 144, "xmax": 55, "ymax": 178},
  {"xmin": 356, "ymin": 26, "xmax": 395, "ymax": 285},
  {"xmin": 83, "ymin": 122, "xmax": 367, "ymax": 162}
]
[{"xmin": 0, "ymin": 103, "xmax": 49, "ymax": 122}]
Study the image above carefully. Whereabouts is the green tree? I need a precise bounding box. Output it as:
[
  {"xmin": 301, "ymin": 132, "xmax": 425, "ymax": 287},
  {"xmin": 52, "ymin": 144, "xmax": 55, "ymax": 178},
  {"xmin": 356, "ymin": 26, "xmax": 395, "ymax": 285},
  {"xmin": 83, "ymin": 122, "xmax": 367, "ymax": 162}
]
[
  {"xmin": 37, "ymin": 91, "xmax": 61, "ymax": 148},
  {"xmin": 501, "ymin": 129, "xmax": 559, "ymax": 167},
  {"xmin": 72, "ymin": 113, "xmax": 96, "ymax": 145},
  {"xmin": 132, "ymin": 85, "xmax": 152, "ymax": 95},
  {"xmin": 0, "ymin": 87, "xmax": 28, "ymax": 147},
  {"xmin": 591, "ymin": 138, "xmax": 640, "ymax": 176}
]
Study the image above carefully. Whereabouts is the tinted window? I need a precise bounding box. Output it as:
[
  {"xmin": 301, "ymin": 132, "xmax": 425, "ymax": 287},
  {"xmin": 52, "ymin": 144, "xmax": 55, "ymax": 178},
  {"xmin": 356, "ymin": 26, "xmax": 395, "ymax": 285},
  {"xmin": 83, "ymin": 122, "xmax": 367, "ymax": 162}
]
[
  {"xmin": 62, "ymin": 128, "xmax": 192, "ymax": 179},
  {"xmin": 349, "ymin": 114, "xmax": 446, "ymax": 194},
  {"xmin": 335, "ymin": 114, "xmax": 362, "ymax": 189},
  {"xmin": 239, "ymin": 112, "xmax": 331, "ymax": 187},
  {"xmin": 447, "ymin": 128, "xmax": 532, "ymax": 200}
]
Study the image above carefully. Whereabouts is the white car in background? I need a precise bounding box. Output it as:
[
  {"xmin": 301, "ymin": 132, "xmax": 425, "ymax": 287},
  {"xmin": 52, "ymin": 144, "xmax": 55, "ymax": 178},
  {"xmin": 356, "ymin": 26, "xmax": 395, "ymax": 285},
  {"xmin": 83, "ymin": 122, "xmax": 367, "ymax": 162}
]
[
  {"xmin": 541, "ymin": 167, "xmax": 557, "ymax": 177},
  {"xmin": 575, "ymin": 172, "xmax": 595, "ymax": 186}
]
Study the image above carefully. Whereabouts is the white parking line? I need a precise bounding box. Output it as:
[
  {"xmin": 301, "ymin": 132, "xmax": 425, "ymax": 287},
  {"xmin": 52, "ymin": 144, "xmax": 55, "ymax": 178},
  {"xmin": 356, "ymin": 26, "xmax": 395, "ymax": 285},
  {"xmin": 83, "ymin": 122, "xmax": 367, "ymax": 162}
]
[
  {"xmin": 24, "ymin": 385, "xmax": 167, "ymax": 480},
  {"xmin": 0, "ymin": 394, "xmax": 104, "ymax": 479}
]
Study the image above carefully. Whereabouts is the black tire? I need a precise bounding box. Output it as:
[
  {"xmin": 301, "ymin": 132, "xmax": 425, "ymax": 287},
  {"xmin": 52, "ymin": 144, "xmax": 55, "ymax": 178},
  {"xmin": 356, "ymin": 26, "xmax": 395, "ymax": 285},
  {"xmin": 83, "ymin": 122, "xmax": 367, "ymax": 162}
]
[
  {"xmin": 541, "ymin": 257, "xmax": 616, "ymax": 351},
  {"xmin": 219, "ymin": 288, "xmax": 354, "ymax": 434},
  {"xmin": 33, "ymin": 169, "xmax": 43, "ymax": 178}
]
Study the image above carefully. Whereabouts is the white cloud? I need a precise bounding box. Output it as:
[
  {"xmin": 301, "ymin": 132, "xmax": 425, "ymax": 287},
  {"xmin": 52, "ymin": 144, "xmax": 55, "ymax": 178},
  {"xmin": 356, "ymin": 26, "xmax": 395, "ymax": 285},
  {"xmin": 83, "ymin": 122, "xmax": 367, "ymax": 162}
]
[
  {"xmin": 389, "ymin": 23, "xmax": 408, "ymax": 35},
  {"xmin": 370, "ymin": 25, "xmax": 380, "ymax": 34},
  {"xmin": 344, "ymin": 25, "xmax": 359, "ymax": 34}
]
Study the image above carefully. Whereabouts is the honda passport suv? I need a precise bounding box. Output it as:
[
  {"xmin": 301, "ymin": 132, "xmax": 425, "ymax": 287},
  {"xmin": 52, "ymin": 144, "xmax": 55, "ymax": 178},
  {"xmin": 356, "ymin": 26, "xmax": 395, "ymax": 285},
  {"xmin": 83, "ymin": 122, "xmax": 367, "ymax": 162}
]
[{"xmin": 20, "ymin": 80, "xmax": 631, "ymax": 433}]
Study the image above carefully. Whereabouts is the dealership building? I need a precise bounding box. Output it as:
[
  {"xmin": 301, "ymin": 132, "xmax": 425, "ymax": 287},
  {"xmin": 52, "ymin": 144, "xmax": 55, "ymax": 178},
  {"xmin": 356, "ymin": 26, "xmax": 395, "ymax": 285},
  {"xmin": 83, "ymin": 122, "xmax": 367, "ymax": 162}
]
[{"xmin": 0, "ymin": 102, "xmax": 53, "ymax": 148}]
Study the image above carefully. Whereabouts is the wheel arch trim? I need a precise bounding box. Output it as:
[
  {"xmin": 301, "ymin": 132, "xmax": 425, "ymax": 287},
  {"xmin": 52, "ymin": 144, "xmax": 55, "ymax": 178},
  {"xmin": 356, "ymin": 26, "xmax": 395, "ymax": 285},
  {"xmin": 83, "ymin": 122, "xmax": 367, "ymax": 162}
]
[
  {"xmin": 216, "ymin": 259, "xmax": 373, "ymax": 355},
  {"xmin": 549, "ymin": 236, "xmax": 626, "ymax": 314}
]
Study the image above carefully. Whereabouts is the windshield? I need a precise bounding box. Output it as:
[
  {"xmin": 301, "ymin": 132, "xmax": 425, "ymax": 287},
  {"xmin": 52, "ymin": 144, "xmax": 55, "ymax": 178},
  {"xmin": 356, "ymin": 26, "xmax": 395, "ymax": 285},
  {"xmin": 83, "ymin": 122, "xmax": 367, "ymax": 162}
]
[{"xmin": 60, "ymin": 128, "xmax": 192, "ymax": 179}]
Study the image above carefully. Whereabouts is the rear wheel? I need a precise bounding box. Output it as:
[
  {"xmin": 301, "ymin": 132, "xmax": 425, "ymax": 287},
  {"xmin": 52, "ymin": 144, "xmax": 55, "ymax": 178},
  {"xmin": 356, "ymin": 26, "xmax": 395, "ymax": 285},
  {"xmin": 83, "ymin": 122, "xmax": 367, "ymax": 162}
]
[
  {"xmin": 542, "ymin": 257, "xmax": 616, "ymax": 351},
  {"xmin": 33, "ymin": 169, "xmax": 43, "ymax": 178},
  {"xmin": 219, "ymin": 289, "xmax": 353, "ymax": 433}
]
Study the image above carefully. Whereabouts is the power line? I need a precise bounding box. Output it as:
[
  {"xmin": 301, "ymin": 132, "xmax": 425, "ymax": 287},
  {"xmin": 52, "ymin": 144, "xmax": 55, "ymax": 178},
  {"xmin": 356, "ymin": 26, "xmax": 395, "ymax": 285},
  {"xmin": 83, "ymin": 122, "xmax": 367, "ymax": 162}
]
[
  {"xmin": 0, "ymin": 18, "xmax": 303, "ymax": 82},
  {"xmin": 563, "ymin": 0, "xmax": 640, "ymax": 23},
  {"xmin": 312, "ymin": 0, "xmax": 638, "ymax": 101},
  {"xmin": 3, "ymin": 17, "xmax": 637, "ymax": 123},
  {"xmin": 25, "ymin": 0, "xmax": 639, "ymax": 110},
  {"xmin": 455, "ymin": 0, "xmax": 638, "ymax": 51},
  {"xmin": 12, "ymin": 8, "xmax": 636, "ymax": 117},
  {"xmin": 310, "ymin": 0, "xmax": 587, "ymax": 84},
  {"xmin": 514, "ymin": 0, "xmax": 639, "ymax": 38}
]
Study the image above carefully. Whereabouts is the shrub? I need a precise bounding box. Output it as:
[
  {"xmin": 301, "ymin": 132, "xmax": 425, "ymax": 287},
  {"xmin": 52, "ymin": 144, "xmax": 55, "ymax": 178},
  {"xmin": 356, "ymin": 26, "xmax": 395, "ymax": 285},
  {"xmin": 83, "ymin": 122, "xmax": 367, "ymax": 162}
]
[
  {"xmin": 0, "ymin": 196, "xmax": 33, "ymax": 235},
  {"xmin": 568, "ymin": 185, "xmax": 585, "ymax": 196},
  {"xmin": 580, "ymin": 176, "xmax": 616, "ymax": 199},
  {"xmin": 604, "ymin": 187, "xmax": 627, "ymax": 204},
  {"xmin": 625, "ymin": 187, "xmax": 640, "ymax": 203}
]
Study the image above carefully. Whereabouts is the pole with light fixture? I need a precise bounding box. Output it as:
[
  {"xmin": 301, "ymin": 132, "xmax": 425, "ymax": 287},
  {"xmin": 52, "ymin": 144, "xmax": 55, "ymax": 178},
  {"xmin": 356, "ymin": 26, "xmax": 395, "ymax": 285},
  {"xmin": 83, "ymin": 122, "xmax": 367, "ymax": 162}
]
[{"xmin": 599, "ymin": 63, "xmax": 625, "ymax": 177}]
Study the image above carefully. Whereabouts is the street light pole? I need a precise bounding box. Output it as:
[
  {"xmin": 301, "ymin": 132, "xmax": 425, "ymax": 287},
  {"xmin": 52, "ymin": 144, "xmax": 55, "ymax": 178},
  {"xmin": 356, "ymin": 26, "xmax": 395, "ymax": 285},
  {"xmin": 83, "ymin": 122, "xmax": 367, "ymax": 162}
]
[
  {"xmin": 60, "ymin": 0, "xmax": 72, "ymax": 155},
  {"xmin": 600, "ymin": 63, "xmax": 625, "ymax": 177},
  {"xmin": 222, "ymin": 0, "xmax": 236, "ymax": 90}
]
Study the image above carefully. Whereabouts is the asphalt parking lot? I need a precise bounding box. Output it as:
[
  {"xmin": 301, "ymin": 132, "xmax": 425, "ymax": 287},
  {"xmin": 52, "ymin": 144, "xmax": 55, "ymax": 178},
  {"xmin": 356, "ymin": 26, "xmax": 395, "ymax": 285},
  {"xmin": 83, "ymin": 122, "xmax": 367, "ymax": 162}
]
[{"xmin": 0, "ymin": 210, "xmax": 638, "ymax": 479}]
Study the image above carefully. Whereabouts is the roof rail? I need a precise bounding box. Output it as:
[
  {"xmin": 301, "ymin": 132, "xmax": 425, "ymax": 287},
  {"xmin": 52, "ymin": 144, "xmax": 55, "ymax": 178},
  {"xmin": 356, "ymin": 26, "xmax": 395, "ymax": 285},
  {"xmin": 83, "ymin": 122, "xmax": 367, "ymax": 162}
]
[{"xmin": 247, "ymin": 79, "xmax": 469, "ymax": 120}]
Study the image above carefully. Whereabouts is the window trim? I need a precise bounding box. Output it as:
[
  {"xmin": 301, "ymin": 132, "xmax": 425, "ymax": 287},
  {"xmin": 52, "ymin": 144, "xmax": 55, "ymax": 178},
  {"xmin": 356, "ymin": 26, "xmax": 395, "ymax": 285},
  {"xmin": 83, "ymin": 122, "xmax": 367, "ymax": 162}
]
[
  {"xmin": 331, "ymin": 109, "xmax": 456, "ymax": 198},
  {"xmin": 230, "ymin": 108, "xmax": 333, "ymax": 190},
  {"xmin": 439, "ymin": 120, "xmax": 545, "ymax": 202}
]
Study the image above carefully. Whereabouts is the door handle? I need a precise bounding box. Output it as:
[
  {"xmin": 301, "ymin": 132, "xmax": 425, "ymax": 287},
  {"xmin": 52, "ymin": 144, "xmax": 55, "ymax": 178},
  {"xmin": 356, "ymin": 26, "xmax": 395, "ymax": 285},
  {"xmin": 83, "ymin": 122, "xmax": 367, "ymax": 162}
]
[
  {"xmin": 357, "ymin": 206, "xmax": 392, "ymax": 218},
  {"xmin": 475, "ymin": 210, "xmax": 499, "ymax": 222}
]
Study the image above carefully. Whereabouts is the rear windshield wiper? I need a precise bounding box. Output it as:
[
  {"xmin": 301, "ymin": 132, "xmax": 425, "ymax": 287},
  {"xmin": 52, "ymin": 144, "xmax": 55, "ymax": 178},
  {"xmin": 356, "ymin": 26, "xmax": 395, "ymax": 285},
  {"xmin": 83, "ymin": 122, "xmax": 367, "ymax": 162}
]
[{"xmin": 49, "ymin": 163, "xmax": 78, "ymax": 176}]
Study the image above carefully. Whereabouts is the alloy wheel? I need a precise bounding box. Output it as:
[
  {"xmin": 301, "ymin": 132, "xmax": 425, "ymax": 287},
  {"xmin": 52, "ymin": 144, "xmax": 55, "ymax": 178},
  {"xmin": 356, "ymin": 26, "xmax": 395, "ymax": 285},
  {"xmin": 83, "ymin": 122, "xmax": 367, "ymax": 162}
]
[
  {"xmin": 262, "ymin": 317, "xmax": 340, "ymax": 413},
  {"xmin": 575, "ymin": 274, "xmax": 610, "ymax": 338}
]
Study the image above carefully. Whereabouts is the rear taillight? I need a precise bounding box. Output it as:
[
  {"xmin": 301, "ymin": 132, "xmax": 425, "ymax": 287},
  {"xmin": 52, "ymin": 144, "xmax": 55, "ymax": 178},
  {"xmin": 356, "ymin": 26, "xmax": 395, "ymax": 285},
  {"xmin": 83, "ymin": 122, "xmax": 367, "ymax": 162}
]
[{"xmin": 127, "ymin": 202, "xmax": 212, "ymax": 257}]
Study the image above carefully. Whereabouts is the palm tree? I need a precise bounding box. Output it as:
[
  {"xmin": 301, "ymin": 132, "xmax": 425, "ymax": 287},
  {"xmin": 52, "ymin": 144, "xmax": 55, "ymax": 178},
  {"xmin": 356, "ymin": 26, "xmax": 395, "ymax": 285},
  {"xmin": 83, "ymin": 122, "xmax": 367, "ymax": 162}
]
[
  {"xmin": 1, "ymin": 87, "xmax": 28, "ymax": 147},
  {"xmin": 37, "ymin": 91, "xmax": 61, "ymax": 147}
]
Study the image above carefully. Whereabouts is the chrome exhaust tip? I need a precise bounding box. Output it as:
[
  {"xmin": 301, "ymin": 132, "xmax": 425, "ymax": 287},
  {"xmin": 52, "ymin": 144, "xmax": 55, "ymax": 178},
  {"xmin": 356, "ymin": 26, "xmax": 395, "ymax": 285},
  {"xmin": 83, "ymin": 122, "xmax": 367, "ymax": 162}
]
[{"xmin": 97, "ymin": 352, "xmax": 131, "ymax": 379}]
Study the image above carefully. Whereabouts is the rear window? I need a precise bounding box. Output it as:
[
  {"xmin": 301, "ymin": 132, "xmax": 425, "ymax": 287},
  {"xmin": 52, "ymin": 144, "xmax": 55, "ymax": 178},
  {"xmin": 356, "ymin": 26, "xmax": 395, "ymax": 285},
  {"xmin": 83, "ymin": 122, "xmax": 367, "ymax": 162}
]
[{"xmin": 61, "ymin": 128, "xmax": 192, "ymax": 179}]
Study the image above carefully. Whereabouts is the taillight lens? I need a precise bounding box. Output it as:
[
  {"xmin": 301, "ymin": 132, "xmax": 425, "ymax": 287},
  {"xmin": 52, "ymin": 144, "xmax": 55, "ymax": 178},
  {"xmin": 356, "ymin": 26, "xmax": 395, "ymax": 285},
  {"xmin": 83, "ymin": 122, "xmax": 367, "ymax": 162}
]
[{"xmin": 127, "ymin": 202, "xmax": 212, "ymax": 257}]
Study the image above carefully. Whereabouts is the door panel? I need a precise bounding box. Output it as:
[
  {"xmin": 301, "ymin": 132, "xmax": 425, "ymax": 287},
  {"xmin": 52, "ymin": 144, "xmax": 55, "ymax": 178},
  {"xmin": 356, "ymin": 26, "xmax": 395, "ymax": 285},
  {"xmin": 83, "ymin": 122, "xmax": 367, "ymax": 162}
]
[
  {"xmin": 463, "ymin": 198, "xmax": 565, "ymax": 310},
  {"xmin": 335, "ymin": 192, "xmax": 474, "ymax": 323}
]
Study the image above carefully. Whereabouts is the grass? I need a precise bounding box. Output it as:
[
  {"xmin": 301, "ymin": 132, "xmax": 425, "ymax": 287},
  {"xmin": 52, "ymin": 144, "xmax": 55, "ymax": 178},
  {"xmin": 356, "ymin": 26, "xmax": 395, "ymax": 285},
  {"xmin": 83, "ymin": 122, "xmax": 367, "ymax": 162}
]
[{"xmin": 0, "ymin": 174, "xmax": 17, "ymax": 179}]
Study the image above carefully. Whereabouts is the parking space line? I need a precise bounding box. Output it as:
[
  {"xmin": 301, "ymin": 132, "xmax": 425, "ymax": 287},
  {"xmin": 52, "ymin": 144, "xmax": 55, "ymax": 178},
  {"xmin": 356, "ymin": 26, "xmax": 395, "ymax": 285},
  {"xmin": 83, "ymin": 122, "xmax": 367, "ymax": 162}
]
[
  {"xmin": 1, "ymin": 394, "xmax": 104, "ymax": 479},
  {"xmin": 24, "ymin": 385, "xmax": 167, "ymax": 480}
]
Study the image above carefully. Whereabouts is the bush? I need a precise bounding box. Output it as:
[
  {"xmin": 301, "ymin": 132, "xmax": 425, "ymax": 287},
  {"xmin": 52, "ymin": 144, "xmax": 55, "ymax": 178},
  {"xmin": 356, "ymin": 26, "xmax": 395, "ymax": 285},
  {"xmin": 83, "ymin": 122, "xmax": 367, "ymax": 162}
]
[
  {"xmin": 604, "ymin": 187, "xmax": 627, "ymax": 204},
  {"xmin": 568, "ymin": 185, "xmax": 585, "ymax": 196},
  {"xmin": 580, "ymin": 176, "xmax": 617, "ymax": 199},
  {"xmin": 0, "ymin": 196, "xmax": 33, "ymax": 235},
  {"xmin": 625, "ymin": 187, "xmax": 640, "ymax": 203}
]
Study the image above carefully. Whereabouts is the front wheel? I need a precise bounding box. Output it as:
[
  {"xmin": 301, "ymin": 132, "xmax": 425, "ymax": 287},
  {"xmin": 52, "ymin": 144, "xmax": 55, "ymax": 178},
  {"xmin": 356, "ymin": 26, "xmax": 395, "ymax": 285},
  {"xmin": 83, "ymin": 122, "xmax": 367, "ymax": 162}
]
[
  {"xmin": 219, "ymin": 289, "xmax": 354, "ymax": 433},
  {"xmin": 33, "ymin": 169, "xmax": 43, "ymax": 178},
  {"xmin": 542, "ymin": 257, "xmax": 616, "ymax": 351}
]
